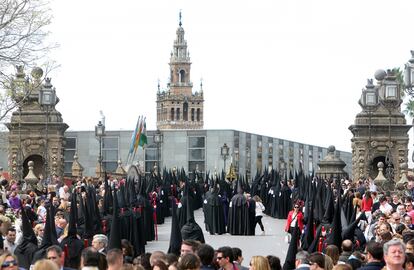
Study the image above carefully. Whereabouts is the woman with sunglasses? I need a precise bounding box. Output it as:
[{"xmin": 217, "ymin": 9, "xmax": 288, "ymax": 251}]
[
  {"xmin": 284, "ymin": 201, "xmax": 304, "ymax": 238},
  {"xmin": 0, "ymin": 252, "xmax": 18, "ymax": 270}
]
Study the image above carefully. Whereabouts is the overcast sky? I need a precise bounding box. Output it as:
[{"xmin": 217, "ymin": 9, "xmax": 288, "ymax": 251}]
[{"xmin": 46, "ymin": 0, "xmax": 414, "ymax": 154}]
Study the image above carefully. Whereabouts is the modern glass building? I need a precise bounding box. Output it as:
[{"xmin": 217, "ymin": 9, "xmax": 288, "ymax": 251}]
[{"xmin": 61, "ymin": 129, "xmax": 352, "ymax": 179}]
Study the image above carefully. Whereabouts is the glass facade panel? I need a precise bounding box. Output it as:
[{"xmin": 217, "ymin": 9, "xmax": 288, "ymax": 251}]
[
  {"xmin": 103, "ymin": 137, "xmax": 118, "ymax": 148},
  {"xmin": 145, "ymin": 149, "xmax": 157, "ymax": 160},
  {"xmin": 102, "ymin": 137, "xmax": 118, "ymax": 173},
  {"xmin": 63, "ymin": 137, "xmax": 77, "ymax": 176},
  {"xmin": 65, "ymin": 138, "xmax": 76, "ymax": 149},
  {"xmin": 104, "ymin": 161, "xmax": 117, "ymax": 172},
  {"xmin": 64, "ymin": 150, "xmax": 76, "ymax": 160},
  {"xmin": 189, "ymin": 161, "xmax": 205, "ymax": 172},
  {"xmin": 188, "ymin": 136, "xmax": 205, "ymax": 175},
  {"xmin": 190, "ymin": 149, "xmax": 205, "ymax": 160},
  {"xmin": 103, "ymin": 150, "xmax": 118, "ymax": 160},
  {"xmin": 189, "ymin": 137, "xmax": 205, "ymax": 148}
]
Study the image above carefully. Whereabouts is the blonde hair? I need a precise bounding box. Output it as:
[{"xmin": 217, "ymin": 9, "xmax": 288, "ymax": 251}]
[
  {"xmin": 250, "ymin": 256, "xmax": 270, "ymax": 270},
  {"xmin": 253, "ymin": 195, "xmax": 262, "ymax": 203},
  {"xmin": 0, "ymin": 252, "xmax": 18, "ymax": 270},
  {"xmin": 33, "ymin": 259, "xmax": 59, "ymax": 270},
  {"xmin": 34, "ymin": 223, "xmax": 44, "ymax": 236}
]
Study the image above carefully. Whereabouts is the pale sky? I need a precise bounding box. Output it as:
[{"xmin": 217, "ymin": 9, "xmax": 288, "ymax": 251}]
[{"xmin": 45, "ymin": 0, "xmax": 414, "ymax": 154}]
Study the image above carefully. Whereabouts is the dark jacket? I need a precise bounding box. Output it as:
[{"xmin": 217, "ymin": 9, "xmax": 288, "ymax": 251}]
[
  {"xmin": 357, "ymin": 261, "xmax": 384, "ymax": 270},
  {"xmin": 338, "ymin": 251, "xmax": 352, "ymax": 263}
]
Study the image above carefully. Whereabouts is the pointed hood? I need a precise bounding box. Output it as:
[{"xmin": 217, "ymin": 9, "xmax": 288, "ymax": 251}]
[
  {"xmin": 14, "ymin": 206, "xmax": 38, "ymax": 269},
  {"xmin": 323, "ymin": 185, "xmax": 335, "ymax": 223},
  {"xmin": 326, "ymin": 182, "xmax": 342, "ymax": 250},
  {"xmin": 60, "ymin": 191, "xmax": 84, "ymax": 270},
  {"xmin": 168, "ymin": 198, "xmax": 182, "ymax": 256},
  {"xmin": 32, "ymin": 203, "xmax": 59, "ymax": 263},
  {"xmin": 282, "ymin": 222, "xmax": 299, "ymax": 270},
  {"xmin": 301, "ymin": 198, "xmax": 315, "ymax": 251},
  {"xmin": 108, "ymin": 189, "xmax": 122, "ymax": 250},
  {"xmin": 342, "ymin": 208, "xmax": 366, "ymax": 241}
]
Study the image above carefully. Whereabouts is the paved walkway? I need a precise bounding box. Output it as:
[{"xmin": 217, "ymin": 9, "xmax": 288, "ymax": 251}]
[{"xmin": 146, "ymin": 209, "xmax": 289, "ymax": 265}]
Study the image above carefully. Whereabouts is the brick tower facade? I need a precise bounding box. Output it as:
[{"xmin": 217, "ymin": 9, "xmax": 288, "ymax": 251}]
[{"xmin": 156, "ymin": 13, "xmax": 204, "ymax": 130}]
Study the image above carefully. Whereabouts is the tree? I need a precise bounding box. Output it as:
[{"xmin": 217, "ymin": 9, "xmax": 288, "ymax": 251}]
[{"xmin": 0, "ymin": 0, "xmax": 56, "ymax": 124}]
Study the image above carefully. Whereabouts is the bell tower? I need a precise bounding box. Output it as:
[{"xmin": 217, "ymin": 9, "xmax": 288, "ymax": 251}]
[{"xmin": 156, "ymin": 12, "xmax": 204, "ymax": 130}]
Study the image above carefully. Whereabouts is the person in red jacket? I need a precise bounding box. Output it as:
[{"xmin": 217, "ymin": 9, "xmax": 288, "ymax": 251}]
[
  {"xmin": 361, "ymin": 190, "xmax": 373, "ymax": 222},
  {"xmin": 284, "ymin": 201, "xmax": 304, "ymax": 236}
]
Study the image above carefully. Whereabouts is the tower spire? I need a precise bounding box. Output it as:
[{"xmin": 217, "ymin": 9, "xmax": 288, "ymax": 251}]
[{"xmin": 179, "ymin": 10, "xmax": 182, "ymax": 27}]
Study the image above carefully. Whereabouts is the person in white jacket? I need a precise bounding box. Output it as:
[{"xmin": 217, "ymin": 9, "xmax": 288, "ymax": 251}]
[{"xmin": 253, "ymin": 195, "xmax": 265, "ymax": 235}]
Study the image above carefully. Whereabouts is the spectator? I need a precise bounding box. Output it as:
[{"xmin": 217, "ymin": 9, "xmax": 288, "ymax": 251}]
[
  {"xmin": 121, "ymin": 239, "xmax": 134, "ymax": 264},
  {"xmin": 180, "ymin": 240, "xmax": 200, "ymax": 257},
  {"xmin": 166, "ymin": 253, "xmax": 179, "ymax": 270},
  {"xmin": 379, "ymin": 196, "xmax": 393, "ymax": 216},
  {"xmin": 390, "ymin": 212, "xmax": 403, "ymax": 234},
  {"xmin": 390, "ymin": 194, "xmax": 401, "ymax": 211},
  {"xmin": 0, "ymin": 252, "xmax": 18, "ymax": 270},
  {"xmin": 406, "ymin": 239, "xmax": 414, "ymax": 254},
  {"xmin": 153, "ymin": 261, "xmax": 169, "ymax": 270},
  {"xmin": 3, "ymin": 228, "xmax": 16, "ymax": 254},
  {"xmin": 383, "ymin": 239, "xmax": 405, "ymax": 270},
  {"xmin": 338, "ymin": 240, "xmax": 353, "ymax": 264},
  {"xmin": 135, "ymin": 253, "xmax": 151, "ymax": 270},
  {"xmin": 177, "ymin": 254, "xmax": 200, "ymax": 270},
  {"xmin": 405, "ymin": 253, "xmax": 414, "ymax": 270},
  {"xmin": 346, "ymin": 252, "xmax": 363, "ymax": 270},
  {"xmin": 309, "ymin": 253, "xmax": 325, "ymax": 270},
  {"xmin": 249, "ymin": 256, "xmax": 270, "ymax": 270},
  {"xmin": 34, "ymin": 223, "xmax": 44, "ymax": 246},
  {"xmin": 232, "ymin": 247, "xmax": 248, "ymax": 270},
  {"xmin": 404, "ymin": 216, "xmax": 414, "ymax": 230},
  {"xmin": 295, "ymin": 251, "xmax": 310, "ymax": 270},
  {"xmin": 92, "ymin": 234, "xmax": 108, "ymax": 254},
  {"xmin": 80, "ymin": 247, "xmax": 100, "ymax": 270},
  {"xmin": 216, "ymin": 246, "xmax": 234, "ymax": 270},
  {"xmin": 357, "ymin": 241, "xmax": 384, "ymax": 270},
  {"xmin": 332, "ymin": 265, "xmax": 351, "ymax": 270},
  {"xmin": 252, "ymin": 196, "xmax": 265, "ymax": 235},
  {"xmin": 107, "ymin": 249, "xmax": 123, "ymax": 270},
  {"xmin": 325, "ymin": 245, "xmax": 340, "ymax": 266},
  {"xmin": 33, "ymin": 259, "xmax": 58, "ymax": 270},
  {"xmin": 46, "ymin": 245, "xmax": 71, "ymax": 270},
  {"xmin": 150, "ymin": 251, "xmax": 167, "ymax": 267},
  {"xmin": 265, "ymin": 256, "xmax": 281, "ymax": 270},
  {"xmin": 197, "ymin": 244, "xmax": 215, "ymax": 270}
]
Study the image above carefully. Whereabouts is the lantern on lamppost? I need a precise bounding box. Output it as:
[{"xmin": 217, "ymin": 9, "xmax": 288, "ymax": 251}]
[
  {"xmin": 221, "ymin": 143, "xmax": 229, "ymax": 173},
  {"xmin": 375, "ymin": 69, "xmax": 402, "ymax": 183},
  {"xmin": 39, "ymin": 78, "xmax": 56, "ymax": 181},
  {"xmin": 359, "ymin": 78, "xmax": 379, "ymax": 177},
  {"xmin": 153, "ymin": 129, "xmax": 163, "ymax": 172},
  {"xmin": 95, "ymin": 120, "xmax": 105, "ymax": 179}
]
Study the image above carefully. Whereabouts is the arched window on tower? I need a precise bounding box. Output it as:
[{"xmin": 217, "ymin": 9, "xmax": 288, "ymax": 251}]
[
  {"xmin": 161, "ymin": 104, "xmax": 164, "ymax": 121},
  {"xmin": 191, "ymin": 108, "xmax": 195, "ymax": 121},
  {"xmin": 170, "ymin": 108, "xmax": 175, "ymax": 121},
  {"xmin": 196, "ymin": 108, "xmax": 201, "ymax": 121},
  {"xmin": 183, "ymin": 102, "xmax": 188, "ymax": 121},
  {"xmin": 176, "ymin": 108, "xmax": 180, "ymax": 121},
  {"xmin": 179, "ymin": 70, "xmax": 185, "ymax": 83}
]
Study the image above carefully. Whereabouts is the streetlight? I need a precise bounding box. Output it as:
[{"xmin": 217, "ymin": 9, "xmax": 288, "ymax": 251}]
[
  {"xmin": 221, "ymin": 143, "xmax": 229, "ymax": 172},
  {"xmin": 153, "ymin": 129, "xmax": 163, "ymax": 172},
  {"xmin": 404, "ymin": 51, "xmax": 414, "ymax": 164},
  {"xmin": 359, "ymin": 78, "xmax": 379, "ymax": 176},
  {"xmin": 375, "ymin": 69, "xmax": 402, "ymax": 182},
  {"xmin": 39, "ymin": 78, "xmax": 56, "ymax": 180},
  {"xmin": 95, "ymin": 120, "xmax": 105, "ymax": 179}
]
